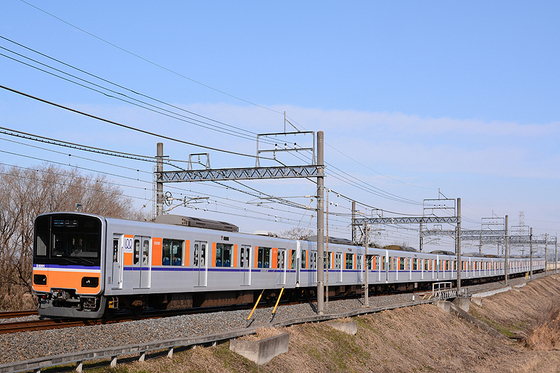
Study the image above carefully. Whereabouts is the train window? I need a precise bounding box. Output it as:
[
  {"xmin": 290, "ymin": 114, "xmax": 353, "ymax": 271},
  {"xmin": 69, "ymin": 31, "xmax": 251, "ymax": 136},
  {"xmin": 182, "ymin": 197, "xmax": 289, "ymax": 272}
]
[
  {"xmin": 216, "ymin": 243, "xmax": 233, "ymax": 267},
  {"xmin": 134, "ymin": 239, "xmax": 140, "ymax": 265},
  {"xmin": 277, "ymin": 249, "xmax": 285, "ymax": 269},
  {"xmin": 162, "ymin": 239, "xmax": 184, "ymax": 266},
  {"xmin": 357, "ymin": 255, "xmax": 363, "ymax": 270},
  {"xmin": 382, "ymin": 256, "xmax": 386, "ymax": 270},
  {"xmin": 367, "ymin": 255, "xmax": 373, "ymax": 270},
  {"xmin": 113, "ymin": 239, "xmax": 119, "ymax": 263},
  {"xmin": 290, "ymin": 249, "xmax": 296, "ymax": 269},
  {"xmin": 142, "ymin": 239, "xmax": 150, "ymax": 265},
  {"xmin": 399, "ymin": 258, "xmax": 405, "ymax": 270},
  {"xmin": 301, "ymin": 250, "xmax": 307, "ymax": 269},
  {"xmin": 194, "ymin": 241, "xmax": 206, "ymax": 267},
  {"xmin": 335, "ymin": 253, "xmax": 342, "ymax": 270},
  {"xmin": 345, "ymin": 253, "xmax": 353, "ymax": 269},
  {"xmin": 257, "ymin": 247, "xmax": 271, "ymax": 268},
  {"xmin": 413, "ymin": 258, "xmax": 418, "ymax": 271},
  {"xmin": 393, "ymin": 257, "xmax": 398, "ymax": 271}
]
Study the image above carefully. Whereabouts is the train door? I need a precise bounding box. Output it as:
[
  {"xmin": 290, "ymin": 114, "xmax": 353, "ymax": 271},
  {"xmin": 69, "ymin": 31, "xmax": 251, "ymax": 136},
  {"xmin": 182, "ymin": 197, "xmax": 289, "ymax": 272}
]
[
  {"xmin": 357, "ymin": 254, "xmax": 363, "ymax": 283},
  {"xmin": 194, "ymin": 241, "xmax": 208, "ymax": 287},
  {"xmin": 133, "ymin": 236, "xmax": 151, "ymax": 288},
  {"xmin": 310, "ymin": 251, "xmax": 317, "ymax": 284},
  {"xmin": 111, "ymin": 235, "xmax": 123, "ymax": 290},
  {"xmin": 240, "ymin": 244, "xmax": 251, "ymax": 286},
  {"xmin": 384, "ymin": 251, "xmax": 389, "ymax": 283},
  {"xmin": 335, "ymin": 252, "xmax": 342, "ymax": 283}
]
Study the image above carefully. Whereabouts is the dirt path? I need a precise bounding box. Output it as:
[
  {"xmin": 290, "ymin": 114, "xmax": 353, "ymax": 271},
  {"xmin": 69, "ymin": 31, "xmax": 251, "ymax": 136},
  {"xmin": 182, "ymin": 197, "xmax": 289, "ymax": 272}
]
[{"xmin": 89, "ymin": 275, "xmax": 560, "ymax": 372}]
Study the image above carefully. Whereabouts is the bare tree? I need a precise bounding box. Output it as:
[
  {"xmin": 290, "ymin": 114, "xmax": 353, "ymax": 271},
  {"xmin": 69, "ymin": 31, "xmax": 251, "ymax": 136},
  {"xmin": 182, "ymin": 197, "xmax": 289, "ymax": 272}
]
[
  {"xmin": 0, "ymin": 164, "xmax": 147, "ymax": 310},
  {"xmin": 279, "ymin": 227, "xmax": 315, "ymax": 241}
]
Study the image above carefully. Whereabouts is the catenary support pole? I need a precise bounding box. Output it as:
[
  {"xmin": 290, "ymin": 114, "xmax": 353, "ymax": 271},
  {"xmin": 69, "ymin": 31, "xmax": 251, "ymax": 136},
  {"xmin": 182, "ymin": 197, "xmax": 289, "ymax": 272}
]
[
  {"xmin": 316, "ymin": 131, "xmax": 325, "ymax": 315},
  {"xmin": 456, "ymin": 198, "xmax": 462, "ymax": 296},
  {"xmin": 530, "ymin": 227, "xmax": 533, "ymax": 279},
  {"xmin": 554, "ymin": 236, "xmax": 558, "ymax": 273},
  {"xmin": 545, "ymin": 233, "xmax": 548, "ymax": 273},
  {"xmin": 505, "ymin": 215, "xmax": 509, "ymax": 285},
  {"xmin": 352, "ymin": 201, "xmax": 357, "ymax": 244},
  {"xmin": 156, "ymin": 142, "xmax": 164, "ymax": 217},
  {"xmin": 363, "ymin": 222, "xmax": 369, "ymax": 307}
]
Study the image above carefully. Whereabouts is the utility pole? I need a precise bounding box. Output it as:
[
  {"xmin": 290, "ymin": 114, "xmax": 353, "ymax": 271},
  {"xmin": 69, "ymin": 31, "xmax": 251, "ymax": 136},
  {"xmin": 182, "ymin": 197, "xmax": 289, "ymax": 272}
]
[
  {"xmin": 545, "ymin": 233, "xmax": 549, "ymax": 274},
  {"xmin": 456, "ymin": 198, "xmax": 462, "ymax": 296},
  {"xmin": 505, "ymin": 215, "xmax": 509, "ymax": 285},
  {"xmin": 156, "ymin": 142, "xmax": 164, "ymax": 217},
  {"xmin": 529, "ymin": 227, "xmax": 533, "ymax": 278},
  {"xmin": 363, "ymin": 222, "xmax": 369, "ymax": 307},
  {"xmin": 419, "ymin": 220, "xmax": 423, "ymax": 252},
  {"xmin": 554, "ymin": 236, "xmax": 558, "ymax": 273},
  {"xmin": 352, "ymin": 201, "xmax": 357, "ymax": 244},
  {"xmin": 316, "ymin": 131, "xmax": 325, "ymax": 315}
]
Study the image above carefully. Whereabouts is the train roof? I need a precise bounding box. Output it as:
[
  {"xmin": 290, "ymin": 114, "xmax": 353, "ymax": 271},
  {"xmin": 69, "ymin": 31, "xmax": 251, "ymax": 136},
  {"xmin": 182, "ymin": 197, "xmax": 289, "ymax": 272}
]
[{"xmin": 154, "ymin": 214, "xmax": 239, "ymax": 232}]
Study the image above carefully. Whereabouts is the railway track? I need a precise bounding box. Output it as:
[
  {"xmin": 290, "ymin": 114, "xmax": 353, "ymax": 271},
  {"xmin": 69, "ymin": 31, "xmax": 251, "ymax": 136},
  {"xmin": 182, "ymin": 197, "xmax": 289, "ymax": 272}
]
[{"xmin": 0, "ymin": 310, "xmax": 38, "ymax": 319}]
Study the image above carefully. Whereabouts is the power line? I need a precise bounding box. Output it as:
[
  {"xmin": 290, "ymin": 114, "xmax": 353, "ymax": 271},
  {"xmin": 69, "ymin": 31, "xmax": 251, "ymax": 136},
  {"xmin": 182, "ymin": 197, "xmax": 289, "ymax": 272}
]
[
  {"xmin": 0, "ymin": 84, "xmax": 274, "ymax": 160},
  {"xmin": 19, "ymin": 0, "xmax": 285, "ymax": 116}
]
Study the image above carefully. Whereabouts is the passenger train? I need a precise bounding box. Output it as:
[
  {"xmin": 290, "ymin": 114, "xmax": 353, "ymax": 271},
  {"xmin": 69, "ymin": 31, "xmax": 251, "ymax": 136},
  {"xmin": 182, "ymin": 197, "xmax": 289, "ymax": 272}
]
[{"xmin": 32, "ymin": 212, "xmax": 544, "ymax": 318}]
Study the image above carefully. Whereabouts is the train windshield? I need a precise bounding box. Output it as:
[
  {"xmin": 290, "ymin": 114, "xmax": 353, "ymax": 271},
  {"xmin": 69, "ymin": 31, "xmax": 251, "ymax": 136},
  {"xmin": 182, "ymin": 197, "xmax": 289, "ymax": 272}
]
[{"xmin": 34, "ymin": 214, "xmax": 102, "ymax": 266}]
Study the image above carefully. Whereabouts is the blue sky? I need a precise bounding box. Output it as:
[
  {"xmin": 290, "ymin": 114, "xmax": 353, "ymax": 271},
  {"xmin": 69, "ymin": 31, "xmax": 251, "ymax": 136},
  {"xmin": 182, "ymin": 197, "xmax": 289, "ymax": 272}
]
[{"xmin": 1, "ymin": 1, "xmax": 559, "ymax": 253}]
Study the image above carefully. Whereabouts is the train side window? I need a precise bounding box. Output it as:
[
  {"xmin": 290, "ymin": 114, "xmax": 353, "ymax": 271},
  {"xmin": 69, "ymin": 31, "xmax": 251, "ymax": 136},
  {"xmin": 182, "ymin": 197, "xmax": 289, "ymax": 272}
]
[
  {"xmin": 216, "ymin": 243, "xmax": 233, "ymax": 267},
  {"xmin": 194, "ymin": 241, "xmax": 207, "ymax": 267},
  {"xmin": 277, "ymin": 249, "xmax": 285, "ymax": 269},
  {"xmin": 113, "ymin": 239, "xmax": 119, "ymax": 263},
  {"xmin": 367, "ymin": 255, "xmax": 373, "ymax": 270},
  {"xmin": 335, "ymin": 253, "xmax": 342, "ymax": 270},
  {"xmin": 399, "ymin": 257, "xmax": 405, "ymax": 270},
  {"xmin": 257, "ymin": 247, "xmax": 271, "ymax": 268},
  {"xmin": 356, "ymin": 255, "xmax": 363, "ymax": 270},
  {"xmin": 142, "ymin": 239, "xmax": 150, "ymax": 265},
  {"xmin": 162, "ymin": 239, "xmax": 184, "ymax": 266},
  {"xmin": 134, "ymin": 239, "xmax": 140, "ymax": 265},
  {"xmin": 345, "ymin": 253, "xmax": 353, "ymax": 269},
  {"xmin": 290, "ymin": 249, "xmax": 297, "ymax": 269},
  {"xmin": 301, "ymin": 250, "xmax": 307, "ymax": 269}
]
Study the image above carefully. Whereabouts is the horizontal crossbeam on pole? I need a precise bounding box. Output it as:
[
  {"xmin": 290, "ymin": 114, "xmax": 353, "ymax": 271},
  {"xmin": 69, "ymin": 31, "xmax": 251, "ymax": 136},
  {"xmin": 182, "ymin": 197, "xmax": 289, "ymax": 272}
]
[
  {"xmin": 354, "ymin": 216, "xmax": 458, "ymax": 225},
  {"xmin": 159, "ymin": 165, "xmax": 320, "ymax": 182}
]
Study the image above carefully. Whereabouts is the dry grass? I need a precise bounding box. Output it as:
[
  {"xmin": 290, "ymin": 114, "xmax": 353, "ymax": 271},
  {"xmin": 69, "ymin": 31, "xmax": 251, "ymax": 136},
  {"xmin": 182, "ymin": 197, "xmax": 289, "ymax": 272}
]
[{"xmin": 85, "ymin": 276, "xmax": 560, "ymax": 373}]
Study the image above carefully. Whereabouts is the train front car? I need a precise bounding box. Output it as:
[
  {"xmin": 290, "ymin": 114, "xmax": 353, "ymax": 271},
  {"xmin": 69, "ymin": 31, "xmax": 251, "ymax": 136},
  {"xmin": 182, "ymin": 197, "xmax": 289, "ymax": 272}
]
[{"xmin": 32, "ymin": 212, "xmax": 106, "ymax": 318}]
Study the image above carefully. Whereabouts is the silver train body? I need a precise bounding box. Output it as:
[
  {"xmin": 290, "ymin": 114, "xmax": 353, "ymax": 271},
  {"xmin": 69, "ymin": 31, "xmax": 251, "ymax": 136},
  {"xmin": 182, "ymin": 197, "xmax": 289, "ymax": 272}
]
[{"xmin": 32, "ymin": 212, "xmax": 544, "ymax": 318}]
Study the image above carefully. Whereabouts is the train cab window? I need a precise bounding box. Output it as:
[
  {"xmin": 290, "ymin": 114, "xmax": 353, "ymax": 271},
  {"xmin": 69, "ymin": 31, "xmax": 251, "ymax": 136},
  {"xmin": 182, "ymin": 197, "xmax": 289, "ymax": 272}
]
[
  {"xmin": 290, "ymin": 249, "xmax": 297, "ymax": 269},
  {"xmin": 257, "ymin": 247, "xmax": 271, "ymax": 268},
  {"xmin": 216, "ymin": 243, "xmax": 233, "ymax": 267},
  {"xmin": 301, "ymin": 250, "xmax": 307, "ymax": 269},
  {"xmin": 163, "ymin": 239, "xmax": 184, "ymax": 266},
  {"xmin": 345, "ymin": 253, "xmax": 353, "ymax": 269}
]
